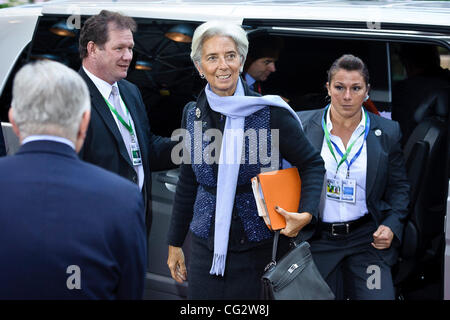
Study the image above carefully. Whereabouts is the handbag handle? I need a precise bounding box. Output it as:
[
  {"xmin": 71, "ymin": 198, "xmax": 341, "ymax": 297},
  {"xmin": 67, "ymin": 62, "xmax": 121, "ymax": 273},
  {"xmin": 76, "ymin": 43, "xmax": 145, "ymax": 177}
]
[
  {"xmin": 271, "ymin": 230, "xmax": 304, "ymax": 263},
  {"xmin": 291, "ymin": 232, "xmax": 303, "ymax": 247},
  {"xmin": 271, "ymin": 230, "xmax": 280, "ymax": 262}
]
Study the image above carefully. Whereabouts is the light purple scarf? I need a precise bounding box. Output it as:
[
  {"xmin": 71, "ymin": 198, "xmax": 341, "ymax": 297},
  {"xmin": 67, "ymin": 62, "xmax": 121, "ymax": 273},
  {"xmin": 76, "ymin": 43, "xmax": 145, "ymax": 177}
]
[{"xmin": 205, "ymin": 78, "xmax": 302, "ymax": 276}]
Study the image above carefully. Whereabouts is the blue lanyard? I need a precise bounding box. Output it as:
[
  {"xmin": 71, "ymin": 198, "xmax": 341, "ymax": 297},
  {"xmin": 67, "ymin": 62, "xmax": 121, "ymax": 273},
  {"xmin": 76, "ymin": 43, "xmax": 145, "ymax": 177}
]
[{"xmin": 322, "ymin": 105, "xmax": 370, "ymax": 177}]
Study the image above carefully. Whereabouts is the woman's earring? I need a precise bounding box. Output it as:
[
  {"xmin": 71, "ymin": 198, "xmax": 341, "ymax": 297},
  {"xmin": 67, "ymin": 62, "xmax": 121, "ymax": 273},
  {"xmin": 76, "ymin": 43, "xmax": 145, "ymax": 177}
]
[
  {"xmin": 364, "ymin": 94, "xmax": 369, "ymax": 102},
  {"xmin": 200, "ymin": 73, "xmax": 205, "ymax": 79}
]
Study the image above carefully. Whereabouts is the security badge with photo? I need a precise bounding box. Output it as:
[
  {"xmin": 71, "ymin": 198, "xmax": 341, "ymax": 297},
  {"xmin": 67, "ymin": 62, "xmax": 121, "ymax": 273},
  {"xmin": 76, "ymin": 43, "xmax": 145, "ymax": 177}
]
[
  {"xmin": 326, "ymin": 175, "xmax": 356, "ymax": 203},
  {"xmin": 130, "ymin": 135, "xmax": 142, "ymax": 166}
]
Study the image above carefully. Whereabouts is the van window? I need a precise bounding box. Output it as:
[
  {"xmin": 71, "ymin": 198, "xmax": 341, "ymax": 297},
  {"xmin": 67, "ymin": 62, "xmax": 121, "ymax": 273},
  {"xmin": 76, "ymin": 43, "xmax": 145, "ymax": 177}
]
[
  {"xmin": 390, "ymin": 42, "xmax": 450, "ymax": 147},
  {"xmin": 0, "ymin": 15, "xmax": 202, "ymax": 138},
  {"xmin": 0, "ymin": 44, "xmax": 30, "ymax": 122},
  {"xmin": 438, "ymin": 46, "xmax": 450, "ymax": 70},
  {"xmin": 262, "ymin": 36, "xmax": 390, "ymax": 111}
]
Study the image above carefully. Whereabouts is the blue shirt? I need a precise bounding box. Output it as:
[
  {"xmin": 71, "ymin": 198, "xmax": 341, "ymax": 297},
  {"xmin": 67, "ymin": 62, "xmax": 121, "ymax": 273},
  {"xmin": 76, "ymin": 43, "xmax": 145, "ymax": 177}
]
[{"xmin": 244, "ymin": 73, "xmax": 256, "ymax": 91}]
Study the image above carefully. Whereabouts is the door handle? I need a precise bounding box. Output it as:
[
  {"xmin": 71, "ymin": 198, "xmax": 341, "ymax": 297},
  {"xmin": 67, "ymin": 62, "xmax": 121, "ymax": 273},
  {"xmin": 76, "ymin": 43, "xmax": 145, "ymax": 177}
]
[
  {"xmin": 157, "ymin": 173, "xmax": 178, "ymax": 186},
  {"xmin": 157, "ymin": 171, "xmax": 179, "ymax": 192}
]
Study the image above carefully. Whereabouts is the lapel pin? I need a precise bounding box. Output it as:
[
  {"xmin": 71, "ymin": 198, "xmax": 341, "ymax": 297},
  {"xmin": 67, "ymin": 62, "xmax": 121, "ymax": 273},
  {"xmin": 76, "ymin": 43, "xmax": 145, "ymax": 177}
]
[
  {"xmin": 195, "ymin": 107, "xmax": 201, "ymax": 119},
  {"xmin": 375, "ymin": 129, "xmax": 382, "ymax": 136}
]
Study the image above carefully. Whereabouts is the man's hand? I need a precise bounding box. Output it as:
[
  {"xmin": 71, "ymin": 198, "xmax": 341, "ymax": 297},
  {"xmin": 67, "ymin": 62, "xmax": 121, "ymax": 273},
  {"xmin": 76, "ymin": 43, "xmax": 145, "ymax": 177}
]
[
  {"xmin": 371, "ymin": 225, "xmax": 394, "ymax": 250},
  {"xmin": 167, "ymin": 245, "xmax": 187, "ymax": 283},
  {"xmin": 275, "ymin": 206, "xmax": 312, "ymax": 237}
]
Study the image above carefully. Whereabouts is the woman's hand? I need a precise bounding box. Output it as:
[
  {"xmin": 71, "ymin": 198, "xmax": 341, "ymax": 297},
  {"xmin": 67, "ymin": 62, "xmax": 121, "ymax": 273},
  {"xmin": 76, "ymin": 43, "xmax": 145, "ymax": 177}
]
[
  {"xmin": 167, "ymin": 245, "xmax": 187, "ymax": 283},
  {"xmin": 371, "ymin": 225, "xmax": 394, "ymax": 250},
  {"xmin": 275, "ymin": 206, "xmax": 313, "ymax": 237}
]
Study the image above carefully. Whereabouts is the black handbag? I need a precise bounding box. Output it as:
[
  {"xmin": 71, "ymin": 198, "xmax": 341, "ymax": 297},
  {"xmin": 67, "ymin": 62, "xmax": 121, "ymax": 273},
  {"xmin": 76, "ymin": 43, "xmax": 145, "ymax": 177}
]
[{"xmin": 261, "ymin": 231, "xmax": 335, "ymax": 300}]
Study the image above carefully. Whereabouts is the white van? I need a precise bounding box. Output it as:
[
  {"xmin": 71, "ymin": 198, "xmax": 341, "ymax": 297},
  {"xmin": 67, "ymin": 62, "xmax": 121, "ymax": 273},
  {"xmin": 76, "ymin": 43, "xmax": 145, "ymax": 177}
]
[{"xmin": 0, "ymin": 0, "xmax": 449, "ymax": 300}]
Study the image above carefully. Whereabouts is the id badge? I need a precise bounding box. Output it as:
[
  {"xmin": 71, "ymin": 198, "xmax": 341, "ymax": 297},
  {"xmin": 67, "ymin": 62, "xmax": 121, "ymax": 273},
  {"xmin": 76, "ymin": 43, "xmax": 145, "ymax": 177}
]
[
  {"xmin": 341, "ymin": 178, "xmax": 356, "ymax": 203},
  {"xmin": 326, "ymin": 178, "xmax": 341, "ymax": 200},
  {"xmin": 130, "ymin": 141, "xmax": 142, "ymax": 166}
]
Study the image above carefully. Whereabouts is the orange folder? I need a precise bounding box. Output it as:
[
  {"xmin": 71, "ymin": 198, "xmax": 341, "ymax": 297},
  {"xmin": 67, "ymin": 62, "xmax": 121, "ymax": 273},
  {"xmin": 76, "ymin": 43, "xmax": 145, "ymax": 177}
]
[{"xmin": 251, "ymin": 167, "xmax": 301, "ymax": 231}]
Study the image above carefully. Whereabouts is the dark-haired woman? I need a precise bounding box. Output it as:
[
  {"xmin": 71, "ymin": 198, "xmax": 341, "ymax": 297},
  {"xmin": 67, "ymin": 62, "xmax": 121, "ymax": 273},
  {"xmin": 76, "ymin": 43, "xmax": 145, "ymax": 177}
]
[{"xmin": 299, "ymin": 54, "xmax": 410, "ymax": 300}]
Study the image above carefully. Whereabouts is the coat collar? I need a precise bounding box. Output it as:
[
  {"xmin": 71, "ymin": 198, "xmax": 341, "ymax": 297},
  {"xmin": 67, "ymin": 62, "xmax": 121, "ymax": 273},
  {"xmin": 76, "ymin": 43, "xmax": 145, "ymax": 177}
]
[
  {"xmin": 195, "ymin": 76, "xmax": 259, "ymax": 122},
  {"xmin": 302, "ymin": 107, "xmax": 325, "ymax": 151},
  {"xmin": 17, "ymin": 140, "xmax": 79, "ymax": 160},
  {"xmin": 365, "ymin": 111, "xmax": 383, "ymax": 199}
]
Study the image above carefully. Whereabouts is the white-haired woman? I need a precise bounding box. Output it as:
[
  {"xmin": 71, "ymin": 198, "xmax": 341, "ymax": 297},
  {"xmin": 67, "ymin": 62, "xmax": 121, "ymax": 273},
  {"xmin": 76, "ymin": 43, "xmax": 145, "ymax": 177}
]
[{"xmin": 166, "ymin": 21, "xmax": 325, "ymax": 299}]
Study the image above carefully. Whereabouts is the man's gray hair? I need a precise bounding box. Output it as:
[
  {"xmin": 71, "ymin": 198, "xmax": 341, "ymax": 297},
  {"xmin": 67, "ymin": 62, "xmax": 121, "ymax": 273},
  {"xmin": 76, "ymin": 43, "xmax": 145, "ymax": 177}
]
[
  {"xmin": 11, "ymin": 60, "xmax": 90, "ymax": 141},
  {"xmin": 190, "ymin": 20, "xmax": 249, "ymax": 72}
]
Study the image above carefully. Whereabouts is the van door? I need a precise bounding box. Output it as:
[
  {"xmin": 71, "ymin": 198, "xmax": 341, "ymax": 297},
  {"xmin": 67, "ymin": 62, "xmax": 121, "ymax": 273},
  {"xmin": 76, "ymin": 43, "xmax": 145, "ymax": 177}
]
[
  {"xmin": 243, "ymin": 19, "xmax": 449, "ymax": 299},
  {"xmin": 445, "ymin": 181, "xmax": 450, "ymax": 300}
]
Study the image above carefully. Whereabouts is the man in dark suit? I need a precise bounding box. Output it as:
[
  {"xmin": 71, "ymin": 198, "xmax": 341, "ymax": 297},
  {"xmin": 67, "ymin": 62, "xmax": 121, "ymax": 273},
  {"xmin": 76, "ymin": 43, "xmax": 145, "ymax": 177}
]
[
  {"xmin": 78, "ymin": 10, "xmax": 175, "ymax": 232},
  {"xmin": 0, "ymin": 60, "xmax": 146, "ymax": 299},
  {"xmin": 242, "ymin": 35, "xmax": 283, "ymax": 94}
]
